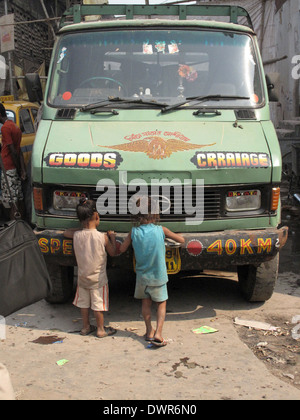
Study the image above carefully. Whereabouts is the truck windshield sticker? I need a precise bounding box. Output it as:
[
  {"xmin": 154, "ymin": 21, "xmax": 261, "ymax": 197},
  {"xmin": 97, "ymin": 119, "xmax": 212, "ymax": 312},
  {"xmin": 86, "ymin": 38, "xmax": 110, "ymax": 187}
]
[
  {"xmin": 62, "ymin": 91, "xmax": 72, "ymax": 101},
  {"xmin": 57, "ymin": 47, "xmax": 67, "ymax": 64},
  {"xmin": 143, "ymin": 41, "xmax": 153, "ymax": 54},
  {"xmin": 143, "ymin": 40, "xmax": 179, "ymax": 54},
  {"xmin": 98, "ymin": 132, "xmax": 215, "ymax": 160},
  {"xmin": 44, "ymin": 152, "xmax": 123, "ymax": 169},
  {"xmin": 168, "ymin": 41, "xmax": 179, "ymax": 54},
  {"xmin": 191, "ymin": 152, "xmax": 270, "ymax": 169},
  {"xmin": 155, "ymin": 41, "xmax": 166, "ymax": 53}
]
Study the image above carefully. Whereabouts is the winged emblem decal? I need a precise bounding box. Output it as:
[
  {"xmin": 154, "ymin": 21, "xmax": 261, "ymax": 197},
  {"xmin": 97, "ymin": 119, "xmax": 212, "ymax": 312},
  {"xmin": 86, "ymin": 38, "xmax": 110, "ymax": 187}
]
[{"xmin": 98, "ymin": 136, "xmax": 216, "ymax": 160}]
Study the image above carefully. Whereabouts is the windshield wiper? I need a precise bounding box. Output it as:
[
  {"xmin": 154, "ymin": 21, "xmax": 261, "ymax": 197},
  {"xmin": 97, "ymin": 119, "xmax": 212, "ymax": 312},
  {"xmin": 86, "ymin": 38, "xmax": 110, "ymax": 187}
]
[
  {"xmin": 80, "ymin": 96, "xmax": 168, "ymax": 112},
  {"xmin": 161, "ymin": 95, "xmax": 250, "ymax": 114},
  {"xmin": 110, "ymin": 96, "xmax": 168, "ymax": 108}
]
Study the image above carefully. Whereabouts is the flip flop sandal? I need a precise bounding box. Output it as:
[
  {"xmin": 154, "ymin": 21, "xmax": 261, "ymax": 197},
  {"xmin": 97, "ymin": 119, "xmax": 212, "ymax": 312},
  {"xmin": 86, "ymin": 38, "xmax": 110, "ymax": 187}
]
[
  {"xmin": 152, "ymin": 338, "xmax": 167, "ymax": 347},
  {"xmin": 80, "ymin": 325, "xmax": 97, "ymax": 336},
  {"xmin": 143, "ymin": 334, "xmax": 154, "ymax": 342},
  {"xmin": 96, "ymin": 326, "xmax": 117, "ymax": 338}
]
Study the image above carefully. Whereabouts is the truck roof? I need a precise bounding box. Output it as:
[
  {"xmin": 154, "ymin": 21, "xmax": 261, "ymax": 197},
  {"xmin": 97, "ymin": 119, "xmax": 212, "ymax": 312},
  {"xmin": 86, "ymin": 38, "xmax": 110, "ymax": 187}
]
[
  {"xmin": 59, "ymin": 18, "xmax": 255, "ymax": 36},
  {"xmin": 59, "ymin": 4, "xmax": 254, "ymax": 34}
]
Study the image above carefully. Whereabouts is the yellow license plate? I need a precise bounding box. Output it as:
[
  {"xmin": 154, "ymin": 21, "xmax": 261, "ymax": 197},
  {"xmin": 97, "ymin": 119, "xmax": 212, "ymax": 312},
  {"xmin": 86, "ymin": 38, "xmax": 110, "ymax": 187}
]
[
  {"xmin": 165, "ymin": 247, "xmax": 181, "ymax": 274},
  {"xmin": 133, "ymin": 247, "xmax": 181, "ymax": 275}
]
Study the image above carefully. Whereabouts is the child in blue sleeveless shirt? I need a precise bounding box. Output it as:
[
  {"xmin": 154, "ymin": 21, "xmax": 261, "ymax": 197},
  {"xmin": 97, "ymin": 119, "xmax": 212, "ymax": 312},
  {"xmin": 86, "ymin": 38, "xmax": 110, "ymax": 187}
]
[{"xmin": 120, "ymin": 197, "xmax": 184, "ymax": 346}]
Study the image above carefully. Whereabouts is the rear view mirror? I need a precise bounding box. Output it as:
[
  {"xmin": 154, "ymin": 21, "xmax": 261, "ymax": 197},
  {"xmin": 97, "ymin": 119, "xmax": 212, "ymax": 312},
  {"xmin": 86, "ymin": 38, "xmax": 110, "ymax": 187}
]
[
  {"xmin": 25, "ymin": 73, "xmax": 43, "ymax": 104},
  {"xmin": 265, "ymin": 73, "xmax": 280, "ymax": 102}
]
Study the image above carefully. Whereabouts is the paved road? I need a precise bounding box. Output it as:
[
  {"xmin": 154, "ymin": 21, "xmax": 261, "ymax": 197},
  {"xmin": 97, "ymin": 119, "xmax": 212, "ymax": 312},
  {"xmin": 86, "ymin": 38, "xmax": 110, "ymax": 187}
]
[
  {"xmin": 1, "ymin": 264, "xmax": 300, "ymax": 401},
  {"xmin": 1, "ymin": 212, "xmax": 300, "ymax": 401}
]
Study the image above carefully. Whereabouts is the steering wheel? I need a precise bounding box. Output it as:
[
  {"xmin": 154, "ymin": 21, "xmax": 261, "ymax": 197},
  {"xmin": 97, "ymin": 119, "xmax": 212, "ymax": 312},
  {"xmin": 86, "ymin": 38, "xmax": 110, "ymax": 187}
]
[{"xmin": 78, "ymin": 76, "xmax": 125, "ymax": 93}]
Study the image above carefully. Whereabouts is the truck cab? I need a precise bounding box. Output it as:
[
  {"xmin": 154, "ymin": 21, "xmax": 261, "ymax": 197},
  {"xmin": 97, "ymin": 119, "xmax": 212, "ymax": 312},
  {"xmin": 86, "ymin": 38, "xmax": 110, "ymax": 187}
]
[{"xmin": 30, "ymin": 4, "xmax": 287, "ymax": 303}]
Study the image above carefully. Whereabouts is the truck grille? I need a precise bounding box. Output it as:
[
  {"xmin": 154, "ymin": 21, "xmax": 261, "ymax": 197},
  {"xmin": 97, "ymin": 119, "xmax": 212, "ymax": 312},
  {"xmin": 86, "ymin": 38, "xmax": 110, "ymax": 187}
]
[{"xmin": 90, "ymin": 186, "xmax": 222, "ymax": 222}]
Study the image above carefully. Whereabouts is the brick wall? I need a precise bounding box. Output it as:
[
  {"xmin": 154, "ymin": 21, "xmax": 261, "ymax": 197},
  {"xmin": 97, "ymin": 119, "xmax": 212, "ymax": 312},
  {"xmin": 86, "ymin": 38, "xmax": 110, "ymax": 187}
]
[{"xmin": 0, "ymin": 0, "xmax": 80, "ymax": 72}]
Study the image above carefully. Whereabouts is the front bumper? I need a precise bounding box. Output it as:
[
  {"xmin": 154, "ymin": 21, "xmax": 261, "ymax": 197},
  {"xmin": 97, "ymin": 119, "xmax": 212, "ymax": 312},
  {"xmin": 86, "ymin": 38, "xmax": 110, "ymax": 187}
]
[{"xmin": 34, "ymin": 226, "xmax": 288, "ymax": 270}]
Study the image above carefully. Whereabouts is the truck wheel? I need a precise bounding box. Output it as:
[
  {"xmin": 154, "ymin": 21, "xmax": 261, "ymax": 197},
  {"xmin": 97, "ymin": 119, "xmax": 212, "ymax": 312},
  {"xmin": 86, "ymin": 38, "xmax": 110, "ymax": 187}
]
[
  {"xmin": 237, "ymin": 254, "xmax": 279, "ymax": 302},
  {"xmin": 45, "ymin": 263, "xmax": 74, "ymax": 304}
]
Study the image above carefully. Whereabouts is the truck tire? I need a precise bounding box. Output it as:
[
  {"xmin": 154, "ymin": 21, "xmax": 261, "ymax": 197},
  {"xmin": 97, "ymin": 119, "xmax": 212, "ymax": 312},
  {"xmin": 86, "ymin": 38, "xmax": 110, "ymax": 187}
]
[
  {"xmin": 237, "ymin": 254, "xmax": 279, "ymax": 302},
  {"xmin": 45, "ymin": 263, "xmax": 74, "ymax": 304}
]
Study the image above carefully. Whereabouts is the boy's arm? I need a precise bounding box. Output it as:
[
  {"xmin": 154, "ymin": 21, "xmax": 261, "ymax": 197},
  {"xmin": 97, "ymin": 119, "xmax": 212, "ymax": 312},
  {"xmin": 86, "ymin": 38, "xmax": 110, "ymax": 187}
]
[
  {"xmin": 105, "ymin": 231, "xmax": 117, "ymax": 257},
  {"xmin": 162, "ymin": 226, "xmax": 185, "ymax": 244},
  {"xmin": 119, "ymin": 231, "xmax": 132, "ymax": 254}
]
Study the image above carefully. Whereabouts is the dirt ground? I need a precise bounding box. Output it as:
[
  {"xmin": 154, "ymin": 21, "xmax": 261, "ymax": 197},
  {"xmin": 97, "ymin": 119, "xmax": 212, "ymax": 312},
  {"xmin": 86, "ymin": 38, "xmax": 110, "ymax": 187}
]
[
  {"xmin": 236, "ymin": 312, "xmax": 300, "ymax": 390},
  {"xmin": 1, "ymin": 211, "xmax": 300, "ymax": 401},
  {"xmin": 233, "ymin": 208, "xmax": 300, "ymax": 394},
  {"xmin": 1, "ymin": 273, "xmax": 300, "ymax": 400}
]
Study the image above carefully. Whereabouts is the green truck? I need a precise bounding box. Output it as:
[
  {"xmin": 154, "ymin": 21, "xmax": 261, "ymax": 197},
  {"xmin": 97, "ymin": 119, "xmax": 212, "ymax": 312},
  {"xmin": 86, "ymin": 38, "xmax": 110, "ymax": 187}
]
[{"xmin": 28, "ymin": 4, "xmax": 288, "ymax": 303}]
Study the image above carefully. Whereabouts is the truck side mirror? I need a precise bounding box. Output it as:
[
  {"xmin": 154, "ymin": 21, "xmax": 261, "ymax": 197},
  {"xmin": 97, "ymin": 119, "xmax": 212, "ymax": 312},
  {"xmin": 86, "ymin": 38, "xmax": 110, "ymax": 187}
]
[
  {"xmin": 25, "ymin": 73, "xmax": 43, "ymax": 104},
  {"xmin": 265, "ymin": 73, "xmax": 280, "ymax": 102}
]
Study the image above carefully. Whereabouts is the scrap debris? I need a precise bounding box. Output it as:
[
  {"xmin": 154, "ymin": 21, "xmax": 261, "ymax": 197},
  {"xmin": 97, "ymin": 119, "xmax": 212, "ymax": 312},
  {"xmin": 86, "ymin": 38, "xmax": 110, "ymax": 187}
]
[
  {"xmin": 234, "ymin": 317, "xmax": 280, "ymax": 332},
  {"xmin": 56, "ymin": 359, "xmax": 69, "ymax": 367},
  {"xmin": 192, "ymin": 326, "xmax": 218, "ymax": 334},
  {"xmin": 291, "ymin": 315, "xmax": 300, "ymax": 340},
  {"xmin": 235, "ymin": 316, "xmax": 300, "ymax": 389}
]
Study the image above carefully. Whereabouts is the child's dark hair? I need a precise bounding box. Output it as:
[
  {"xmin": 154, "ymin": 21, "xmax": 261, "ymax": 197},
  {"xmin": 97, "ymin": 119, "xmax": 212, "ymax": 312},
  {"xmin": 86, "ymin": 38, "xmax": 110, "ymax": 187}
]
[
  {"xmin": 132, "ymin": 196, "xmax": 160, "ymax": 225},
  {"xmin": 76, "ymin": 197, "xmax": 97, "ymax": 223}
]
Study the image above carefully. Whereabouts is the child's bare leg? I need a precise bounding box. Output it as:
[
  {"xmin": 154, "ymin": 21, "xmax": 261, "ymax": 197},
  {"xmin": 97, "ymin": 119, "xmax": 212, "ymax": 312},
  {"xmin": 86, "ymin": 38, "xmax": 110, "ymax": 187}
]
[
  {"xmin": 80, "ymin": 308, "xmax": 90, "ymax": 334},
  {"xmin": 142, "ymin": 298, "xmax": 155, "ymax": 339},
  {"xmin": 154, "ymin": 300, "xmax": 166, "ymax": 342},
  {"xmin": 94, "ymin": 311, "xmax": 105, "ymax": 337}
]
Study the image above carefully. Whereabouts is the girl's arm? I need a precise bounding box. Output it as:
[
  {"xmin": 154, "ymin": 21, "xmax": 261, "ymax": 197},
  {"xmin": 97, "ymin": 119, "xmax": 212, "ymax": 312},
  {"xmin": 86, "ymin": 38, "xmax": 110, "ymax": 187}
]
[
  {"xmin": 119, "ymin": 231, "xmax": 132, "ymax": 254},
  {"xmin": 162, "ymin": 227, "xmax": 185, "ymax": 244},
  {"xmin": 63, "ymin": 228, "xmax": 81, "ymax": 238},
  {"xmin": 105, "ymin": 231, "xmax": 117, "ymax": 257}
]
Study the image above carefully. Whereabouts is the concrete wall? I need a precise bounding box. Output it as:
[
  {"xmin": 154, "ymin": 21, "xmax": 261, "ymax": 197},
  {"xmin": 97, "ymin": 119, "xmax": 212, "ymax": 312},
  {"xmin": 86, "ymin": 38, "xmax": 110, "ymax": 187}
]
[{"xmin": 272, "ymin": 0, "xmax": 300, "ymax": 123}]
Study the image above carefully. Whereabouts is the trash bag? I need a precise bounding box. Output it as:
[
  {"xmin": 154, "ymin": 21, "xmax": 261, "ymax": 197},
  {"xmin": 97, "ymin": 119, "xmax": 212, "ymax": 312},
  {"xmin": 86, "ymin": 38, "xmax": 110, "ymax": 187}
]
[{"xmin": 0, "ymin": 220, "xmax": 52, "ymax": 317}]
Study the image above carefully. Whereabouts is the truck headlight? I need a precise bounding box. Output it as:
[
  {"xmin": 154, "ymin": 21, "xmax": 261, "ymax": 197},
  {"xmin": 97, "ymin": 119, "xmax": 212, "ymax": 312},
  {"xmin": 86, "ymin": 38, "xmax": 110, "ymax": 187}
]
[
  {"xmin": 53, "ymin": 190, "xmax": 87, "ymax": 211},
  {"xmin": 226, "ymin": 190, "xmax": 261, "ymax": 212}
]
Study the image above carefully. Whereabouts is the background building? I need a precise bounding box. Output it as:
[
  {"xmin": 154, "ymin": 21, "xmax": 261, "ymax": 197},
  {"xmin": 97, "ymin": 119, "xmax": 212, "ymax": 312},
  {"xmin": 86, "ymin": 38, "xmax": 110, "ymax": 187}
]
[{"xmin": 0, "ymin": 0, "xmax": 81, "ymax": 96}]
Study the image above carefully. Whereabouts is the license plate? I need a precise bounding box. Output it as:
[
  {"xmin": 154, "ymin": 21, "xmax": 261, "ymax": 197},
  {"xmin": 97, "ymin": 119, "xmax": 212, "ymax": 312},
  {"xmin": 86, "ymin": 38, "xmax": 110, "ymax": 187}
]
[
  {"xmin": 133, "ymin": 247, "xmax": 181, "ymax": 275},
  {"xmin": 165, "ymin": 247, "xmax": 181, "ymax": 274}
]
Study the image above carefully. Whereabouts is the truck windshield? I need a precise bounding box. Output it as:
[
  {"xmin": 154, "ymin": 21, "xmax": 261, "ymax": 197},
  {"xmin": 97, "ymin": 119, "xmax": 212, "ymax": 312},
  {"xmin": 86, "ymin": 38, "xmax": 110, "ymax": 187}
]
[{"xmin": 48, "ymin": 28, "xmax": 263, "ymax": 108}]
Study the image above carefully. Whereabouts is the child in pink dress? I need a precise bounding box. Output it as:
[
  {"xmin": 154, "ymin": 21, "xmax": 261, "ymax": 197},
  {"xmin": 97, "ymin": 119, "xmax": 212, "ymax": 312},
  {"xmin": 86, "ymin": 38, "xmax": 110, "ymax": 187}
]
[{"xmin": 64, "ymin": 198, "xmax": 117, "ymax": 338}]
